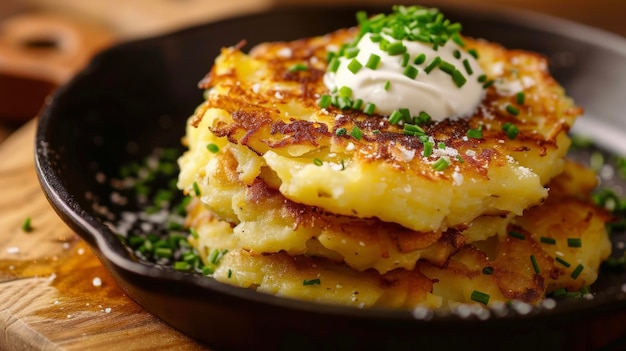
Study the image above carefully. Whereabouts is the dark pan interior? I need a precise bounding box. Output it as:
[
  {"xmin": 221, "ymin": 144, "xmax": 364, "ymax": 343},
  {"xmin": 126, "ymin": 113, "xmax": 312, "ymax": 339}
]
[{"xmin": 35, "ymin": 4, "xmax": 626, "ymax": 350}]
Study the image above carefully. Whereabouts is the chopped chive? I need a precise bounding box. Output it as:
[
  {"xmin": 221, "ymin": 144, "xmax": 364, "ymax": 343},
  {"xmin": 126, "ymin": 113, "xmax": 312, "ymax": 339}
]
[
  {"xmin": 567, "ymin": 238, "xmax": 582, "ymax": 248},
  {"xmin": 369, "ymin": 33, "xmax": 382, "ymax": 42},
  {"xmin": 128, "ymin": 235, "xmax": 144, "ymax": 248},
  {"xmin": 482, "ymin": 266, "xmax": 494, "ymax": 275},
  {"xmin": 288, "ymin": 63, "xmax": 308, "ymax": 72},
  {"xmin": 399, "ymin": 108, "xmax": 411, "ymax": 122},
  {"xmin": 378, "ymin": 39, "xmax": 390, "ymax": 51},
  {"xmin": 540, "ymin": 236, "xmax": 556, "ymax": 245},
  {"xmin": 142, "ymin": 239, "xmax": 153, "ymax": 253},
  {"xmin": 423, "ymin": 141, "xmax": 434, "ymax": 157},
  {"xmin": 456, "ymin": 155, "xmax": 464, "ymax": 163},
  {"xmin": 432, "ymin": 157, "xmax": 449, "ymax": 171},
  {"xmin": 590, "ymin": 152, "xmax": 604, "ymax": 172},
  {"xmin": 313, "ymin": 158, "xmax": 323, "ymax": 166},
  {"xmin": 328, "ymin": 57, "xmax": 340, "ymax": 72},
  {"xmin": 350, "ymin": 126, "xmax": 363, "ymax": 140},
  {"xmin": 384, "ymin": 80, "xmax": 391, "ymax": 91},
  {"xmin": 424, "ymin": 56, "xmax": 441, "ymax": 74},
  {"xmin": 337, "ymin": 44, "xmax": 347, "ymax": 57},
  {"xmin": 352, "ymin": 98, "xmax": 363, "ymax": 110},
  {"xmin": 438, "ymin": 60, "xmax": 455, "ymax": 75},
  {"xmin": 482, "ymin": 79, "xmax": 494, "ymax": 89},
  {"xmin": 21, "ymin": 217, "xmax": 32, "ymax": 232},
  {"xmin": 417, "ymin": 111, "xmax": 431, "ymax": 124},
  {"xmin": 438, "ymin": 142, "xmax": 446, "ymax": 149},
  {"xmin": 206, "ymin": 143, "xmax": 220, "ymax": 153},
  {"xmin": 401, "ymin": 53, "xmax": 410, "ymax": 67},
  {"xmin": 403, "ymin": 65, "xmax": 419, "ymax": 79},
  {"xmin": 470, "ymin": 290, "xmax": 490, "ymax": 305},
  {"xmin": 453, "ymin": 50, "xmax": 461, "ymax": 59},
  {"xmin": 412, "ymin": 33, "xmax": 431, "ymax": 43},
  {"xmin": 202, "ymin": 266, "xmax": 215, "ymax": 275},
  {"xmin": 347, "ymin": 58, "xmax": 363, "ymax": 74},
  {"xmin": 477, "ymin": 74, "xmax": 487, "ymax": 83},
  {"xmin": 404, "ymin": 123, "xmax": 426, "ymax": 136},
  {"xmin": 190, "ymin": 227, "xmax": 199, "ymax": 239},
  {"xmin": 192, "ymin": 182, "xmax": 201, "ymax": 196},
  {"xmin": 413, "ymin": 53, "xmax": 426, "ymax": 65},
  {"xmin": 303, "ymin": 278, "xmax": 321, "ymax": 286},
  {"xmin": 466, "ymin": 125, "xmax": 483, "ymax": 139},
  {"xmin": 468, "ymin": 48, "xmax": 479, "ymax": 59},
  {"xmin": 386, "ymin": 41, "xmax": 407, "ymax": 55},
  {"xmin": 183, "ymin": 252, "xmax": 197, "ymax": 263},
  {"xmin": 555, "ymin": 256, "xmax": 571, "ymax": 268},
  {"xmin": 154, "ymin": 247, "xmax": 173, "ymax": 258},
  {"xmin": 452, "ymin": 70, "xmax": 467, "ymax": 87},
  {"xmin": 432, "ymin": 40, "xmax": 440, "ymax": 51},
  {"xmin": 344, "ymin": 47, "xmax": 360, "ymax": 59},
  {"xmin": 530, "ymin": 255, "xmax": 541, "ymax": 274},
  {"xmin": 366, "ymin": 53, "xmax": 381, "ymax": 69},
  {"xmin": 462, "ymin": 59, "xmax": 473, "ymax": 75},
  {"xmin": 337, "ymin": 97, "xmax": 352, "ymax": 110},
  {"xmin": 508, "ymin": 231, "xmax": 525, "ymax": 240},
  {"xmin": 502, "ymin": 122, "xmax": 519, "ymax": 140},
  {"xmin": 338, "ymin": 86, "xmax": 353, "ymax": 98},
  {"xmin": 228, "ymin": 269, "xmax": 232, "ymax": 278},
  {"xmin": 389, "ymin": 110, "xmax": 403, "ymax": 124},
  {"xmin": 505, "ymin": 104, "xmax": 519, "ymax": 116},
  {"xmin": 571, "ymin": 264, "xmax": 584, "ymax": 279},
  {"xmin": 318, "ymin": 94, "xmax": 331, "ymax": 109},
  {"xmin": 326, "ymin": 51, "xmax": 336, "ymax": 63},
  {"xmin": 208, "ymin": 248, "xmax": 228, "ymax": 265},
  {"xmin": 516, "ymin": 91, "xmax": 525, "ymax": 105},
  {"xmin": 451, "ymin": 32, "xmax": 465, "ymax": 47},
  {"xmin": 363, "ymin": 103, "xmax": 376, "ymax": 115},
  {"xmin": 336, "ymin": 127, "xmax": 347, "ymax": 136},
  {"xmin": 174, "ymin": 261, "xmax": 191, "ymax": 271}
]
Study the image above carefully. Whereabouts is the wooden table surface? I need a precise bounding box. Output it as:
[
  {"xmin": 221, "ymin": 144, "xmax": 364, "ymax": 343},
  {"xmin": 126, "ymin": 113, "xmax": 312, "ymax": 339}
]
[{"xmin": 0, "ymin": 0, "xmax": 625, "ymax": 350}]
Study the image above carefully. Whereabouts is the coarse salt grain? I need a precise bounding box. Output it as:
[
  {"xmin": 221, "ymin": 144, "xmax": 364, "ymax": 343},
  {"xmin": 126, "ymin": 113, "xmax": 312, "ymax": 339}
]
[
  {"xmin": 277, "ymin": 47, "xmax": 292, "ymax": 58},
  {"xmin": 92, "ymin": 277, "xmax": 102, "ymax": 287},
  {"xmin": 6, "ymin": 247, "xmax": 19, "ymax": 254},
  {"xmin": 411, "ymin": 305, "xmax": 433, "ymax": 320}
]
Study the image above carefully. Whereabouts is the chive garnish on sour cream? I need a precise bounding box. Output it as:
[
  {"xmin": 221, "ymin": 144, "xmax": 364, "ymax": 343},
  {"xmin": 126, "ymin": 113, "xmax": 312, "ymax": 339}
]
[{"xmin": 323, "ymin": 5, "xmax": 485, "ymax": 121}]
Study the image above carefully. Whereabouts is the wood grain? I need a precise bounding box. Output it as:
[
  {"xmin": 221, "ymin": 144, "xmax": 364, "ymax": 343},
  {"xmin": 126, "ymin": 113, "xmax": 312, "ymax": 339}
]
[{"xmin": 0, "ymin": 120, "xmax": 208, "ymax": 350}]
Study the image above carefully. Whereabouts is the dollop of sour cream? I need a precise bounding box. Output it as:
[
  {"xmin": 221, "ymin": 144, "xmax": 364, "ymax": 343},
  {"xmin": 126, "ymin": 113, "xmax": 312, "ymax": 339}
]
[{"xmin": 324, "ymin": 32, "xmax": 485, "ymax": 121}]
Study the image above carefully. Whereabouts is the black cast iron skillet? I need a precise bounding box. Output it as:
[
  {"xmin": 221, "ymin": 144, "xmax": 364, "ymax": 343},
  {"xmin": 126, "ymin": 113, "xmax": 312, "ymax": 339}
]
[{"xmin": 35, "ymin": 3, "xmax": 626, "ymax": 350}]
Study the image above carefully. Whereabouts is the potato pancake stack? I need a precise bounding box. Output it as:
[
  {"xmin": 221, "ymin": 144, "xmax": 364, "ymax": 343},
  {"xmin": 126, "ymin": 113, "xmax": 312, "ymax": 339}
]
[{"xmin": 177, "ymin": 6, "xmax": 611, "ymax": 309}]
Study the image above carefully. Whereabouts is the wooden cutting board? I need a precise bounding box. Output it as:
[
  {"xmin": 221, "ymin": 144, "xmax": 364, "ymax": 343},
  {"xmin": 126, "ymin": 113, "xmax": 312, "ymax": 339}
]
[{"xmin": 0, "ymin": 119, "xmax": 209, "ymax": 350}]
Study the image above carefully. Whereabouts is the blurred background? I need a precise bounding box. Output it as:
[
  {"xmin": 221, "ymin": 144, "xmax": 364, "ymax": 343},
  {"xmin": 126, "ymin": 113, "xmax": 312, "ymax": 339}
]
[{"xmin": 0, "ymin": 0, "xmax": 625, "ymax": 142}]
